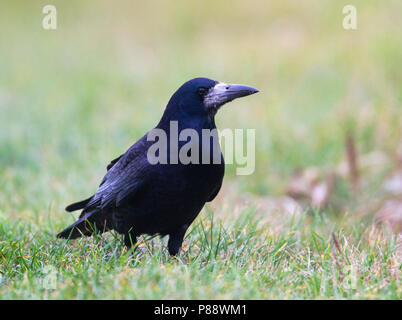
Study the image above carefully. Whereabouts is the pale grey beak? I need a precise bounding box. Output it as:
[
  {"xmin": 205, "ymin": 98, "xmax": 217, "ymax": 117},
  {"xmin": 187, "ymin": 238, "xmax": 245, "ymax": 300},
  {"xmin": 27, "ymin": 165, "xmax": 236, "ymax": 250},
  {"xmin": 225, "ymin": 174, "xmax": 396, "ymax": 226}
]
[{"xmin": 204, "ymin": 82, "xmax": 259, "ymax": 110}]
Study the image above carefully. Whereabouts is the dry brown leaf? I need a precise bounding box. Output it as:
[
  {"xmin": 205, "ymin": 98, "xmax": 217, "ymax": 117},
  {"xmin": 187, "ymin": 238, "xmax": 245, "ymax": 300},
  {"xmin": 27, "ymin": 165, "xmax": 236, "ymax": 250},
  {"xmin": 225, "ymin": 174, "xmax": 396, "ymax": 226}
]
[
  {"xmin": 311, "ymin": 182, "xmax": 330, "ymax": 208},
  {"xmin": 374, "ymin": 198, "xmax": 402, "ymax": 233},
  {"xmin": 384, "ymin": 170, "xmax": 402, "ymax": 195},
  {"xmin": 287, "ymin": 167, "xmax": 335, "ymax": 209},
  {"xmin": 255, "ymin": 196, "xmax": 303, "ymax": 216}
]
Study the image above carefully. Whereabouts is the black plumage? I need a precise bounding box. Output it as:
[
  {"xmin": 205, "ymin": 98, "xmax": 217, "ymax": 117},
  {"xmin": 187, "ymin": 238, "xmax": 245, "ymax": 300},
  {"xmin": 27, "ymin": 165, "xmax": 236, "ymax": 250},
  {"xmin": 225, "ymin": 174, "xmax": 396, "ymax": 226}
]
[{"xmin": 57, "ymin": 77, "xmax": 258, "ymax": 255}]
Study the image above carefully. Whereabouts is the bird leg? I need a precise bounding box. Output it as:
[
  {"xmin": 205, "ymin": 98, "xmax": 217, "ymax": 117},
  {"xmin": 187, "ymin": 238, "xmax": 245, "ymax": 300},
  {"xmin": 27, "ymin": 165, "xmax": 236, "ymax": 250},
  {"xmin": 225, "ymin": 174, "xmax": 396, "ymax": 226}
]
[
  {"xmin": 124, "ymin": 230, "xmax": 137, "ymax": 251},
  {"xmin": 168, "ymin": 224, "xmax": 188, "ymax": 256}
]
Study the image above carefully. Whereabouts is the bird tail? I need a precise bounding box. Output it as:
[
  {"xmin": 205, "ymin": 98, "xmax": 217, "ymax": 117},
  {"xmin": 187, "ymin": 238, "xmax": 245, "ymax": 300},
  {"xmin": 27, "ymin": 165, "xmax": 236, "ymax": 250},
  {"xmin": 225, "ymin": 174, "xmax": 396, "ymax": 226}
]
[
  {"xmin": 57, "ymin": 209, "xmax": 102, "ymax": 239},
  {"xmin": 65, "ymin": 196, "xmax": 93, "ymax": 212}
]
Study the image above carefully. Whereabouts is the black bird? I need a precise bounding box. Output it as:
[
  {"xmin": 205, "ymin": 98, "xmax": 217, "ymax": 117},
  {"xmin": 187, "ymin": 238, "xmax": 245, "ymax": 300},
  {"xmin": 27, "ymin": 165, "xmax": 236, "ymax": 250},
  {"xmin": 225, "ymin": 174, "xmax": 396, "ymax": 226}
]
[{"xmin": 57, "ymin": 78, "xmax": 258, "ymax": 255}]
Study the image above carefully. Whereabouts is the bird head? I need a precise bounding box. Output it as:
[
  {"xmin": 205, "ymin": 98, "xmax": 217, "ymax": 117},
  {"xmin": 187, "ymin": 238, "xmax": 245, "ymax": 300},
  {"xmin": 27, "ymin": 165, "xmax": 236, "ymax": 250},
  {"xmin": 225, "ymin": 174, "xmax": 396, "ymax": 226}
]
[{"xmin": 164, "ymin": 77, "xmax": 259, "ymax": 119}]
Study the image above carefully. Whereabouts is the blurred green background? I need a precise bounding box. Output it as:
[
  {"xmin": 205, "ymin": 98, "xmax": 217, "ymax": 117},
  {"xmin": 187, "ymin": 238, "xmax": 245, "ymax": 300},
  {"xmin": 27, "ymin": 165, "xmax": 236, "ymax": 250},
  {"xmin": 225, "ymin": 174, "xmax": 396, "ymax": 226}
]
[
  {"xmin": 0, "ymin": 1, "xmax": 401, "ymax": 299},
  {"xmin": 1, "ymin": 1, "xmax": 401, "ymax": 205}
]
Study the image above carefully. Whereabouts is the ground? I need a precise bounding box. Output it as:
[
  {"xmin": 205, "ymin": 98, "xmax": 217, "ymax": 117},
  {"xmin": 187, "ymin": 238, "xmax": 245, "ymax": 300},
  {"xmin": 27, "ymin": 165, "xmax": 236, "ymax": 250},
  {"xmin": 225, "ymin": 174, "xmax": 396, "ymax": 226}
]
[{"xmin": 0, "ymin": 1, "xmax": 401, "ymax": 299}]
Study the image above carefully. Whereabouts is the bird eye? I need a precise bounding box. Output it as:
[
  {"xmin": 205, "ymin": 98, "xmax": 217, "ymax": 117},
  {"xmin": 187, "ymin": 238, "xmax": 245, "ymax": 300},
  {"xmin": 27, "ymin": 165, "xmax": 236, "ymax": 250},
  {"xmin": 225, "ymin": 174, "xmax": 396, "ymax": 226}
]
[{"xmin": 198, "ymin": 87, "xmax": 208, "ymax": 96}]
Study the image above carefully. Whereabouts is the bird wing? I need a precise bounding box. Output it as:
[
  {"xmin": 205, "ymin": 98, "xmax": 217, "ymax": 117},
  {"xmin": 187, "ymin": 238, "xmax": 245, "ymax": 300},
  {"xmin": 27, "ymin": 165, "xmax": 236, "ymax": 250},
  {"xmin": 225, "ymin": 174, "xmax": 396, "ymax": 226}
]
[
  {"xmin": 85, "ymin": 134, "xmax": 152, "ymax": 210},
  {"xmin": 65, "ymin": 196, "xmax": 93, "ymax": 212},
  {"xmin": 65, "ymin": 148, "xmax": 135, "ymax": 213},
  {"xmin": 106, "ymin": 154, "xmax": 123, "ymax": 171}
]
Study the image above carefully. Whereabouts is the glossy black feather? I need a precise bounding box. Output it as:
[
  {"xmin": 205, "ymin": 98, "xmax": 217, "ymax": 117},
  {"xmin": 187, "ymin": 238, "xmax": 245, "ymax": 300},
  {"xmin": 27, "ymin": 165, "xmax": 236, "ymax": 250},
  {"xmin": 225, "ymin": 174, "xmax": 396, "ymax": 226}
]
[{"xmin": 65, "ymin": 196, "xmax": 93, "ymax": 212}]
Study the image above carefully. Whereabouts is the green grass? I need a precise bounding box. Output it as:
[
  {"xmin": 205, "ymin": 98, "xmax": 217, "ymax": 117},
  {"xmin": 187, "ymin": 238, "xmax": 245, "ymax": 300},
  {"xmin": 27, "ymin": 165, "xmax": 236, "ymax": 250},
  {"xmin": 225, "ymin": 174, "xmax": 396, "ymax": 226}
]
[
  {"xmin": 1, "ymin": 207, "xmax": 400, "ymax": 299},
  {"xmin": 0, "ymin": 1, "xmax": 401, "ymax": 299},
  {"xmin": 1, "ymin": 206, "xmax": 400, "ymax": 299}
]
